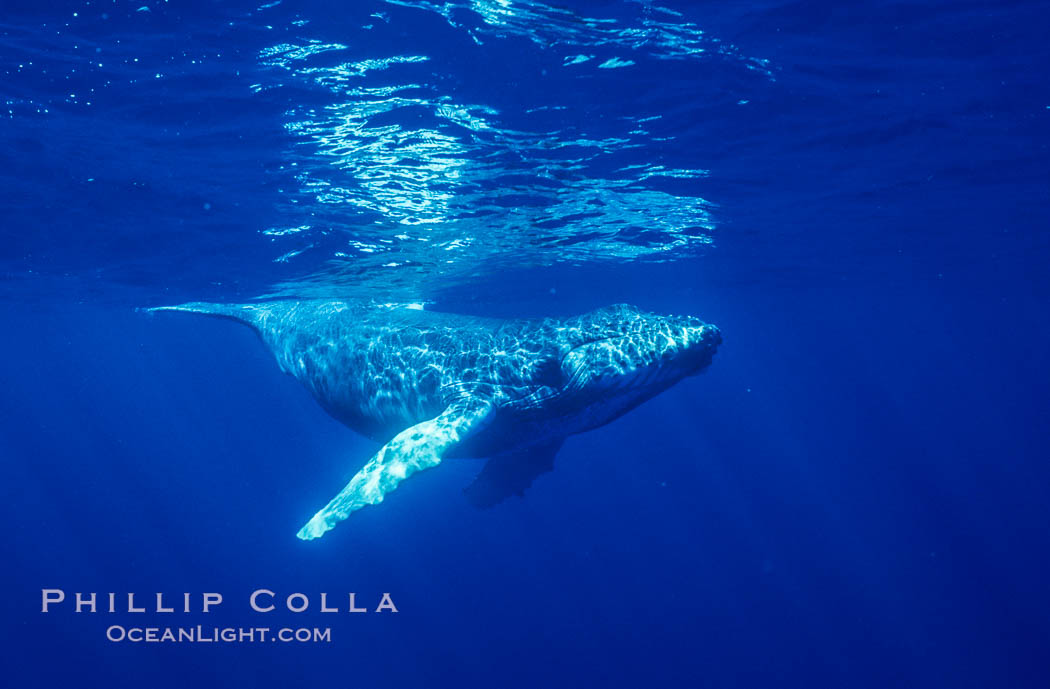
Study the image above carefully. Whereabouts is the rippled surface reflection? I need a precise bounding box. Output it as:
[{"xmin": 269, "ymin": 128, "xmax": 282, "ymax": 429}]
[
  {"xmin": 252, "ymin": 0, "xmax": 769, "ymax": 300},
  {"xmin": 0, "ymin": 0, "xmax": 770, "ymax": 302}
]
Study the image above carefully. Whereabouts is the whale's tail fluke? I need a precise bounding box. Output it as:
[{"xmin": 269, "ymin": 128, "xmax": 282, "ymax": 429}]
[{"xmin": 146, "ymin": 302, "xmax": 265, "ymax": 330}]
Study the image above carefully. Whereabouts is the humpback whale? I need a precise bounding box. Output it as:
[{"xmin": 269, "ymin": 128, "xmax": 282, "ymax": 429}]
[{"xmin": 151, "ymin": 301, "xmax": 721, "ymax": 540}]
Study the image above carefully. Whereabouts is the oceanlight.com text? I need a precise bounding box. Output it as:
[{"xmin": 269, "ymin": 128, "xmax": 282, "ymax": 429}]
[{"xmin": 105, "ymin": 625, "xmax": 331, "ymax": 643}]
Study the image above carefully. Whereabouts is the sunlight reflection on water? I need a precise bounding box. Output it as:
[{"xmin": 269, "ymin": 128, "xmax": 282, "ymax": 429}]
[{"xmin": 254, "ymin": 0, "xmax": 770, "ymax": 300}]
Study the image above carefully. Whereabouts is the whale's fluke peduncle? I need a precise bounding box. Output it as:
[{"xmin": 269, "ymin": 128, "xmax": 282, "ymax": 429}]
[{"xmin": 148, "ymin": 302, "xmax": 265, "ymax": 330}]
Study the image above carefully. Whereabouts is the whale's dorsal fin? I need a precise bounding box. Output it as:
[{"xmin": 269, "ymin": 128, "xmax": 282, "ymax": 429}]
[
  {"xmin": 463, "ymin": 440, "xmax": 563, "ymax": 509},
  {"xmin": 297, "ymin": 398, "xmax": 494, "ymax": 541}
]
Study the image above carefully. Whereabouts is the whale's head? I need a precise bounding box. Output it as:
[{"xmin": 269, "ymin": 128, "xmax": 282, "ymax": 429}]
[{"xmin": 529, "ymin": 304, "xmax": 721, "ymax": 428}]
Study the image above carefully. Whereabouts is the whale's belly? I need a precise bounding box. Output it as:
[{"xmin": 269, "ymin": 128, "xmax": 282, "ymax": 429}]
[
  {"xmin": 322, "ymin": 373, "xmax": 447, "ymax": 442},
  {"xmin": 276, "ymin": 335, "xmax": 451, "ymax": 442}
]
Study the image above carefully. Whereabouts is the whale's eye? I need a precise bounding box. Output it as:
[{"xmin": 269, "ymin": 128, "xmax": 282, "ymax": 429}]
[{"xmin": 532, "ymin": 356, "xmax": 566, "ymax": 388}]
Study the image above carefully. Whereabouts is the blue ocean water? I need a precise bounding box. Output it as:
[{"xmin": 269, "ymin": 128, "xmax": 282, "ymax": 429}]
[{"xmin": 2, "ymin": 0, "xmax": 1049, "ymax": 687}]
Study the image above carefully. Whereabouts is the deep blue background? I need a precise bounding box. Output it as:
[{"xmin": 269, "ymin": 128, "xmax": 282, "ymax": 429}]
[{"xmin": 2, "ymin": 1, "xmax": 1049, "ymax": 688}]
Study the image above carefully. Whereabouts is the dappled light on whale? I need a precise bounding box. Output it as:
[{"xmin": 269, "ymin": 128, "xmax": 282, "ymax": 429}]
[{"xmin": 152, "ymin": 300, "xmax": 720, "ymax": 540}]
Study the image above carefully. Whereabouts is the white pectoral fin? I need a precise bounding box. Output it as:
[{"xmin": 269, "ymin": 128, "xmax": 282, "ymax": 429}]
[{"xmin": 297, "ymin": 399, "xmax": 493, "ymax": 541}]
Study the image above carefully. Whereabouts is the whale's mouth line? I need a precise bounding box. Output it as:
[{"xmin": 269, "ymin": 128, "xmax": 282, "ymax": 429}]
[
  {"xmin": 559, "ymin": 335, "xmax": 655, "ymax": 394},
  {"xmin": 556, "ymin": 327, "xmax": 715, "ymax": 395},
  {"xmin": 518, "ymin": 325, "xmax": 714, "ymax": 408}
]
